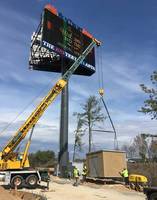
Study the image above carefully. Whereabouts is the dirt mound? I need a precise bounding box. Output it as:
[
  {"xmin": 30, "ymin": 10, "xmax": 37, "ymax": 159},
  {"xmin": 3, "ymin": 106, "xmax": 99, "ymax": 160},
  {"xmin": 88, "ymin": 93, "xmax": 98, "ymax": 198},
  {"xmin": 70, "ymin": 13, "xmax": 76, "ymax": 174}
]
[
  {"xmin": 11, "ymin": 191, "xmax": 46, "ymax": 200},
  {"xmin": 0, "ymin": 186, "xmax": 21, "ymax": 200},
  {"xmin": 0, "ymin": 186, "xmax": 45, "ymax": 200}
]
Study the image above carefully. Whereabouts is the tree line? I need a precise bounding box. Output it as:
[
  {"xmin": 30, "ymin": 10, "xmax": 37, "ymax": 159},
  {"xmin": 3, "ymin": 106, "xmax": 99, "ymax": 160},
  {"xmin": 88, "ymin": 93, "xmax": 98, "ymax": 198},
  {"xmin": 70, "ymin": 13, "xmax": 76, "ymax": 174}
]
[
  {"xmin": 29, "ymin": 150, "xmax": 56, "ymax": 168},
  {"xmin": 121, "ymin": 134, "xmax": 157, "ymax": 162}
]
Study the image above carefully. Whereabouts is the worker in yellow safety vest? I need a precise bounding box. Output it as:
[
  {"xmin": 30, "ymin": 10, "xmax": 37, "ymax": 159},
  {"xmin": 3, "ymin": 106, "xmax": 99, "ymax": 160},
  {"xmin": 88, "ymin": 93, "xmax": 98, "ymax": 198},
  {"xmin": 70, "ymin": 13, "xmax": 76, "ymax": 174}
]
[
  {"xmin": 120, "ymin": 168, "xmax": 129, "ymax": 186},
  {"xmin": 73, "ymin": 166, "xmax": 80, "ymax": 186},
  {"xmin": 82, "ymin": 164, "xmax": 88, "ymax": 183}
]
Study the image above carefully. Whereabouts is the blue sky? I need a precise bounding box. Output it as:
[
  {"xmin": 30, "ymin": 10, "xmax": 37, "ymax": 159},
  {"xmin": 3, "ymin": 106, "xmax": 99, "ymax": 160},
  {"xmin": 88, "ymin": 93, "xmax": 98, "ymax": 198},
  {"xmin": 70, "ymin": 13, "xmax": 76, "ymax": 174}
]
[{"xmin": 0, "ymin": 0, "xmax": 156, "ymax": 157}]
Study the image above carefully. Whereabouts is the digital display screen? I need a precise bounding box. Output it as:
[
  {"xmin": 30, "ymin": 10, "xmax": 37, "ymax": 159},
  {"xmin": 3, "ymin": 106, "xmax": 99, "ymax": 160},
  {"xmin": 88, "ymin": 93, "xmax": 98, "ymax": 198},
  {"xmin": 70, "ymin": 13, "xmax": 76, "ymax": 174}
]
[{"xmin": 41, "ymin": 8, "xmax": 95, "ymax": 73}]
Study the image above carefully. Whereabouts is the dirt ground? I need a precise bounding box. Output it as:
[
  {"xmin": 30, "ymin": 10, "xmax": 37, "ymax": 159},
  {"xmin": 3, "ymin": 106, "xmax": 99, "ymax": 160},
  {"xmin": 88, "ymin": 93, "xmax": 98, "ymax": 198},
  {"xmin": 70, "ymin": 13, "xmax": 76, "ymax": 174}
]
[
  {"xmin": 21, "ymin": 177, "xmax": 145, "ymax": 200},
  {"xmin": 0, "ymin": 186, "xmax": 21, "ymax": 200},
  {"xmin": 0, "ymin": 177, "xmax": 146, "ymax": 200}
]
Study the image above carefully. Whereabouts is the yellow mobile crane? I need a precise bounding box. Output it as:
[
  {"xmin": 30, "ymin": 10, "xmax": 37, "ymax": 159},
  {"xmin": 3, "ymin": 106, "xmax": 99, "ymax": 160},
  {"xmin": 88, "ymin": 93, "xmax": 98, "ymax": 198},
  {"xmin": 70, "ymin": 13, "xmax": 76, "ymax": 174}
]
[{"xmin": 0, "ymin": 38, "xmax": 101, "ymax": 188}]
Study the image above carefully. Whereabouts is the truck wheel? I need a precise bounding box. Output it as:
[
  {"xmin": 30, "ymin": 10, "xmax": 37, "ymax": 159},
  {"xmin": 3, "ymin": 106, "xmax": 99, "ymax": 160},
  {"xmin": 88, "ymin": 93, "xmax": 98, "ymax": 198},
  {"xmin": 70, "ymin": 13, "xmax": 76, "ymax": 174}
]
[
  {"xmin": 11, "ymin": 175, "xmax": 23, "ymax": 189},
  {"xmin": 150, "ymin": 193, "xmax": 157, "ymax": 200},
  {"xmin": 26, "ymin": 175, "xmax": 38, "ymax": 188}
]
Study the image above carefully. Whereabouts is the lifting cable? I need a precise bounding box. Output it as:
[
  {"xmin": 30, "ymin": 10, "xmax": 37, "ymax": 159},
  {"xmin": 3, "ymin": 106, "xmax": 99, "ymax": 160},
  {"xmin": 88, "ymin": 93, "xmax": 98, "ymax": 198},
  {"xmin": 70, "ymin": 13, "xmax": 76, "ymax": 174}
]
[
  {"xmin": 100, "ymin": 46, "xmax": 104, "ymax": 90},
  {"xmin": 96, "ymin": 45, "xmax": 101, "ymax": 90},
  {"xmin": 96, "ymin": 46, "xmax": 104, "ymax": 90},
  {"xmin": 97, "ymin": 46, "xmax": 119, "ymax": 150},
  {"xmin": 100, "ymin": 97, "xmax": 119, "ymax": 150}
]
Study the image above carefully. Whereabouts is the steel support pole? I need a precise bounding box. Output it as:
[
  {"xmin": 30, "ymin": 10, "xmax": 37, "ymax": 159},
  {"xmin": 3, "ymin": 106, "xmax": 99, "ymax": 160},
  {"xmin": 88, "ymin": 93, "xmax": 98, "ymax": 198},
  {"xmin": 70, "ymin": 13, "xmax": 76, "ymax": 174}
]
[{"xmin": 58, "ymin": 61, "xmax": 69, "ymax": 177}]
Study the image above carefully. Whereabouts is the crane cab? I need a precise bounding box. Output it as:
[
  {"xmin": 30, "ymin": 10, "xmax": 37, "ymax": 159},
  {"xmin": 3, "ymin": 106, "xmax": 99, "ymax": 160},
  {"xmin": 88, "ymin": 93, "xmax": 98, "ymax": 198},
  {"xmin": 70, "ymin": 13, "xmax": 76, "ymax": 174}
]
[{"xmin": 0, "ymin": 152, "xmax": 30, "ymax": 170}]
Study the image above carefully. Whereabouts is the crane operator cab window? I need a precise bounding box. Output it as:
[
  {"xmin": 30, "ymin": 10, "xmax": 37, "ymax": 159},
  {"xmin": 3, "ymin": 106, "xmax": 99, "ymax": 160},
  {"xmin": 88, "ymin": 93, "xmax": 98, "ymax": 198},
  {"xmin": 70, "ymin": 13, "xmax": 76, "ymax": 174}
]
[{"xmin": 18, "ymin": 154, "xmax": 23, "ymax": 161}]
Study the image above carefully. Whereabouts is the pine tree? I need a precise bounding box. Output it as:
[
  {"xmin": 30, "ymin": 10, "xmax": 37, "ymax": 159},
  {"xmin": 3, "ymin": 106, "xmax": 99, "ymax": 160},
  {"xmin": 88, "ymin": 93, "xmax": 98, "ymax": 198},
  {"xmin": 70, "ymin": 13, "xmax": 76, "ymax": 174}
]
[
  {"xmin": 76, "ymin": 96, "xmax": 104, "ymax": 152},
  {"xmin": 140, "ymin": 71, "xmax": 157, "ymax": 119}
]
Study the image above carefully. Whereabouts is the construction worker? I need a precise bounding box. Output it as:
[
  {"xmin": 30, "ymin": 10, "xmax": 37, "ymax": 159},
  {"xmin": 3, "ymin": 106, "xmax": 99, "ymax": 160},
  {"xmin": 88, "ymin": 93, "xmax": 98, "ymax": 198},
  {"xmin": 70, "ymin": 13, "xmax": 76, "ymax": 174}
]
[
  {"xmin": 73, "ymin": 166, "xmax": 80, "ymax": 186},
  {"xmin": 120, "ymin": 168, "xmax": 129, "ymax": 186},
  {"xmin": 82, "ymin": 164, "xmax": 88, "ymax": 183},
  {"xmin": 46, "ymin": 169, "xmax": 51, "ymax": 191}
]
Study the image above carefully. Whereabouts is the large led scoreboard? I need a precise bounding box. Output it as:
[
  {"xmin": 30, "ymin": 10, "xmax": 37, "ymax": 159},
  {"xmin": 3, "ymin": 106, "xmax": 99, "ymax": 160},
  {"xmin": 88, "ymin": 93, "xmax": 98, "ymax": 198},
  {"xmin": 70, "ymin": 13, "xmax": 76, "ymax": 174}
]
[{"xmin": 29, "ymin": 4, "xmax": 96, "ymax": 76}]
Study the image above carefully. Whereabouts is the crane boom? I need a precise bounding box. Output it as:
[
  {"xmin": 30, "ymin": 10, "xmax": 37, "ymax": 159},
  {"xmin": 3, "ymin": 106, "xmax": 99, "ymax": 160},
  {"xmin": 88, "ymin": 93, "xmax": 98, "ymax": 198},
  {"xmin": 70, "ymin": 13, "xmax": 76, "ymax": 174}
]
[{"xmin": 2, "ymin": 38, "xmax": 101, "ymax": 160}]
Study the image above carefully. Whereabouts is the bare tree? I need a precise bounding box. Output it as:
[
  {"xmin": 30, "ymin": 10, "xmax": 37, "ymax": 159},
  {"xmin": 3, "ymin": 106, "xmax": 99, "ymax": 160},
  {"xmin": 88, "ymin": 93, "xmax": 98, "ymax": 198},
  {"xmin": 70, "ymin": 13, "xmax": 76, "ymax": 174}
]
[
  {"xmin": 123, "ymin": 133, "xmax": 157, "ymax": 162},
  {"xmin": 133, "ymin": 134, "xmax": 148, "ymax": 162},
  {"xmin": 121, "ymin": 144, "xmax": 129, "ymax": 155},
  {"xmin": 128, "ymin": 145, "xmax": 137, "ymax": 158},
  {"xmin": 149, "ymin": 140, "xmax": 157, "ymax": 161},
  {"xmin": 121, "ymin": 144, "xmax": 136, "ymax": 158}
]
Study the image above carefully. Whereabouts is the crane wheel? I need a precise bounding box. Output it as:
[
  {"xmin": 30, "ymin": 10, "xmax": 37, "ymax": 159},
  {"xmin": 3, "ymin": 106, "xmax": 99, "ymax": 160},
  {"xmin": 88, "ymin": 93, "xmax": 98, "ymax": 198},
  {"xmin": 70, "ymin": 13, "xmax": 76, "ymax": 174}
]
[
  {"xmin": 11, "ymin": 175, "xmax": 24, "ymax": 189},
  {"xmin": 26, "ymin": 175, "xmax": 38, "ymax": 188},
  {"xmin": 150, "ymin": 192, "xmax": 157, "ymax": 200}
]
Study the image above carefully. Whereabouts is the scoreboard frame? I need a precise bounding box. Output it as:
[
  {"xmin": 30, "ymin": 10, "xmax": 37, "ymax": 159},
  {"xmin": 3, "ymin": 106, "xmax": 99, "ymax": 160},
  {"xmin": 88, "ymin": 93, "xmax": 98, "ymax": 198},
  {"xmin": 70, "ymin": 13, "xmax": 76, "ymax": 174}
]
[{"xmin": 29, "ymin": 4, "xmax": 96, "ymax": 76}]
